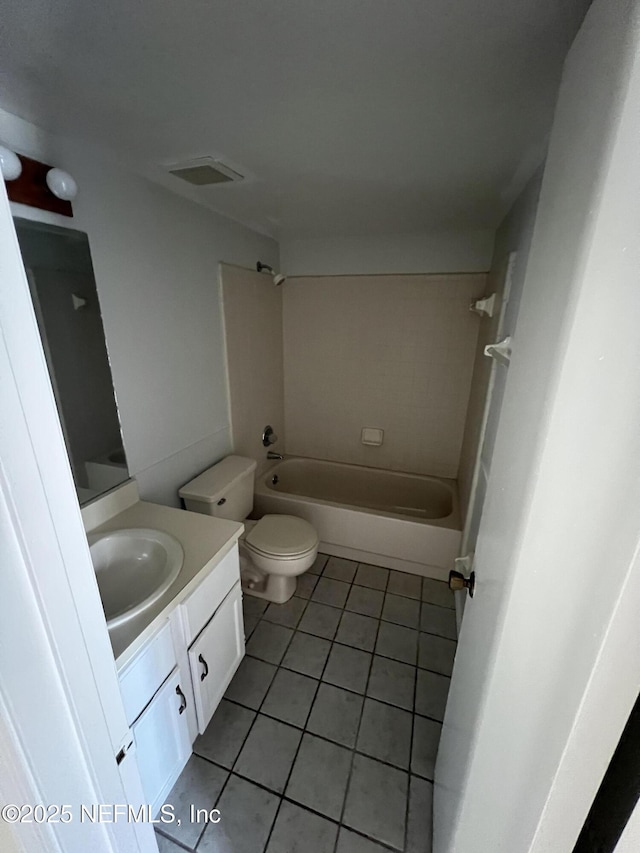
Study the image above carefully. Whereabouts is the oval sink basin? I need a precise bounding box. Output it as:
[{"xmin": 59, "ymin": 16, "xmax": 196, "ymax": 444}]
[{"xmin": 89, "ymin": 528, "xmax": 184, "ymax": 629}]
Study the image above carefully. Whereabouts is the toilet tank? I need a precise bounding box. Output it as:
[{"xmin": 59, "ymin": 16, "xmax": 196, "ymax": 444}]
[{"xmin": 179, "ymin": 455, "xmax": 257, "ymax": 521}]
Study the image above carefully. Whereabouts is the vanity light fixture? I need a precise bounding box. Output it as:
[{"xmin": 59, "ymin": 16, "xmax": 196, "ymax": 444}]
[
  {"xmin": 0, "ymin": 145, "xmax": 22, "ymax": 180},
  {"xmin": 46, "ymin": 168, "xmax": 78, "ymax": 200}
]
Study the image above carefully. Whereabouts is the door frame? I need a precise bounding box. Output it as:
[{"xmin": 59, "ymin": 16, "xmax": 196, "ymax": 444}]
[
  {"xmin": 434, "ymin": 0, "xmax": 640, "ymax": 849},
  {"xmin": 0, "ymin": 179, "xmax": 155, "ymax": 852}
]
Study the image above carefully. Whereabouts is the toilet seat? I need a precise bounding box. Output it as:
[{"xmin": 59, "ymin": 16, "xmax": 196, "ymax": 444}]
[{"xmin": 245, "ymin": 514, "xmax": 318, "ymax": 560}]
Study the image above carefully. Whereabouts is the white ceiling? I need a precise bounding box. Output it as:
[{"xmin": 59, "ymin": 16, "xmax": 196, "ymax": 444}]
[{"xmin": 0, "ymin": 0, "xmax": 591, "ymax": 239}]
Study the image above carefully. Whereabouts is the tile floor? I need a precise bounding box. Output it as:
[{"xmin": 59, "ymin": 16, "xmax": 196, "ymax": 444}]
[{"xmin": 157, "ymin": 556, "xmax": 457, "ymax": 853}]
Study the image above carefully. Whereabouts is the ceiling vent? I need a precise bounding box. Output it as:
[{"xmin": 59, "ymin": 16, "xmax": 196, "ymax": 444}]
[{"xmin": 167, "ymin": 157, "xmax": 243, "ymax": 185}]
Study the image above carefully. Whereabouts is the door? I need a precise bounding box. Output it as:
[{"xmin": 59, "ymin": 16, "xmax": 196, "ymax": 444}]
[
  {"xmin": 188, "ymin": 583, "xmax": 244, "ymax": 733},
  {"xmin": 434, "ymin": 1, "xmax": 640, "ymax": 851},
  {"xmin": 0, "ymin": 181, "xmax": 157, "ymax": 850}
]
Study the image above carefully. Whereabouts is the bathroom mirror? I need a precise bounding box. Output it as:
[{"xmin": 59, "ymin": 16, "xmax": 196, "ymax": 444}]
[{"xmin": 14, "ymin": 217, "xmax": 130, "ymax": 505}]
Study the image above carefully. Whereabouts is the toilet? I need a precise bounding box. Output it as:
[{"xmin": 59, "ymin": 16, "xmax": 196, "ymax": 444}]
[{"xmin": 179, "ymin": 455, "xmax": 318, "ymax": 603}]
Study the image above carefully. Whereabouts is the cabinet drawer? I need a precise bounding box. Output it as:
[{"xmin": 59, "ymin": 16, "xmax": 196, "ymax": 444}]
[
  {"xmin": 182, "ymin": 544, "xmax": 240, "ymax": 645},
  {"xmin": 119, "ymin": 620, "xmax": 177, "ymax": 725},
  {"xmin": 189, "ymin": 582, "xmax": 244, "ymax": 733}
]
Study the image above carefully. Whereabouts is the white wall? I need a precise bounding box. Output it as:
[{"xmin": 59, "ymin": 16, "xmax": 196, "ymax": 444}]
[
  {"xmin": 0, "ymin": 107, "xmax": 278, "ymax": 506},
  {"xmin": 221, "ymin": 263, "xmax": 285, "ymax": 471},
  {"xmin": 280, "ymin": 230, "xmax": 495, "ymax": 277},
  {"xmin": 283, "ymin": 273, "xmax": 486, "ymax": 479},
  {"xmin": 435, "ymin": 0, "xmax": 640, "ymax": 849}
]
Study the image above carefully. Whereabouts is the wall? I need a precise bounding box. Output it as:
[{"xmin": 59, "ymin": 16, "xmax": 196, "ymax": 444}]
[
  {"xmin": 0, "ymin": 107, "xmax": 278, "ymax": 506},
  {"xmin": 220, "ymin": 263, "xmax": 285, "ymax": 471},
  {"xmin": 283, "ymin": 274, "xmax": 486, "ymax": 479},
  {"xmin": 280, "ymin": 229, "xmax": 495, "ymax": 277},
  {"xmin": 457, "ymin": 169, "xmax": 543, "ymax": 526},
  {"xmin": 435, "ymin": 0, "xmax": 640, "ymax": 849}
]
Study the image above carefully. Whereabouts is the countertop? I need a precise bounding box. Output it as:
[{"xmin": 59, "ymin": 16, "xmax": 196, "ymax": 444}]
[{"xmin": 90, "ymin": 500, "xmax": 243, "ymax": 667}]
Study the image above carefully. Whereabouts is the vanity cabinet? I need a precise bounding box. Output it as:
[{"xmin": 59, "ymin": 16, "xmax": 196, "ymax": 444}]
[
  {"xmin": 117, "ymin": 542, "xmax": 244, "ymax": 813},
  {"xmin": 188, "ymin": 582, "xmax": 244, "ymax": 734},
  {"xmin": 131, "ymin": 667, "xmax": 192, "ymax": 815}
]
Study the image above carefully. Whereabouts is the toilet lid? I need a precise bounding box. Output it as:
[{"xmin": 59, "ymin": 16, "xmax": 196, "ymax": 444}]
[{"xmin": 245, "ymin": 515, "xmax": 318, "ymax": 558}]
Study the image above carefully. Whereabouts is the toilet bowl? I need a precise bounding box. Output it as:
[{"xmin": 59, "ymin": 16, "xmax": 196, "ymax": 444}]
[
  {"xmin": 179, "ymin": 455, "xmax": 319, "ymax": 604},
  {"xmin": 240, "ymin": 515, "xmax": 318, "ymax": 603}
]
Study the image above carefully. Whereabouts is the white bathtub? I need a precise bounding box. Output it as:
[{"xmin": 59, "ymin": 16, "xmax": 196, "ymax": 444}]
[{"xmin": 253, "ymin": 457, "xmax": 461, "ymax": 581}]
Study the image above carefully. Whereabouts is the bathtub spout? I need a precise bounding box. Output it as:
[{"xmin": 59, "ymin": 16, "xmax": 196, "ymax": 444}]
[{"xmin": 267, "ymin": 451, "xmax": 284, "ymax": 460}]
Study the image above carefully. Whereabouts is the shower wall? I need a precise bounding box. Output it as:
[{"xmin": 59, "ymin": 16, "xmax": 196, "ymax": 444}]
[
  {"xmin": 221, "ymin": 263, "xmax": 285, "ymax": 470},
  {"xmin": 282, "ymin": 273, "xmax": 487, "ymax": 479}
]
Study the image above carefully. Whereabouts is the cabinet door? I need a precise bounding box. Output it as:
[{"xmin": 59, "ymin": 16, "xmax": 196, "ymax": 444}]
[
  {"xmin": 189, "ymin": 582, "xmax": 244, "ymax": 734},
  {"xmin": 132, "ymin": 667, "xmax": 192, "ymax": 815}
]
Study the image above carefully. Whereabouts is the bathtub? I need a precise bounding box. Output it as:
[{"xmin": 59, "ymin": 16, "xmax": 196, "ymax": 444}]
[{"xmin": 253, "ymin": 457, "xmax": 461, "ymax": 581}]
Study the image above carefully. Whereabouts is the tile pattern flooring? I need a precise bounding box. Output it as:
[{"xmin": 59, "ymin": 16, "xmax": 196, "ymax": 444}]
[{"xmin": 156, "ymin": 556, "xmax": 457, "ymax": 853}]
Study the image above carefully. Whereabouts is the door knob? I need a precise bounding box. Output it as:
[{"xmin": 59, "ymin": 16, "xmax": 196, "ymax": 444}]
[{"xmin": 449, "ymin": 569, "xmax": 476, "ymax": 598}]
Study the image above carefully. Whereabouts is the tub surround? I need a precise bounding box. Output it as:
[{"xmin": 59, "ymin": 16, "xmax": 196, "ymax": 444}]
[
  {"xmin": 283, "ymin": 273, "xmax": 487, "ymax": 480},
  {"xmin": 220, "ymin": 263, "xmax": 285, "ymax": 474},
  {"xmin": 82, "ymin": 481, "xmax": 243, "ymax": 665}
]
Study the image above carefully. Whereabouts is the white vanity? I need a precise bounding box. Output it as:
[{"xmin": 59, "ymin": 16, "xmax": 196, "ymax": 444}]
[{"xmin": 83, "ymin": 480, "xmax": 245, "ymax": 815}]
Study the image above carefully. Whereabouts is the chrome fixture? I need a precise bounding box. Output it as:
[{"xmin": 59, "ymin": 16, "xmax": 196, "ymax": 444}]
[
  {"xmin": 262, "ymin": 425, "xmax": 278, "ymax": 446},
  {"xmin": 267, "ymin": 451, "xmax": 284, "ymax": 461},
  {"xmin": 256, "ymin": 261, "xmax": 286, "ymax": 286}
]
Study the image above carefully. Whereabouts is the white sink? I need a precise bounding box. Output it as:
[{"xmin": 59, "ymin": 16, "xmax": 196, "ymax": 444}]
[{"xmin": 89, "ymin": 528, "xmax": 184, "ymax": 629}]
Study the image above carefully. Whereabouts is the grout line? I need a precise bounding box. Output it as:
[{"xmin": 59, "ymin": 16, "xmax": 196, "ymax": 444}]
[
  {"xmin": 203, "ymin": 763, "xmax": 405, "ymax": 853},
  {"xmin": 252, "ymin": 561, "xmax": 338, "ymax": 849},
  {"xmin": 260, "ymin": 598, "xmax": 338, "ymax": 853},
  {"xmin": 252, "ymin": 611, "xmax": 455, "ymax": 656},
  {"xmin": 331, "ymin": 598, "xmax": 384, "ymax": 853},
  {"xmin": 405, "ymin": 616, "xmax": 421, "ymax": 852},
  {"xmin": 231, "ymin": 652, "xmax": 451, "ymax": 728},
  {"xmin": 223, "ymin": 673, "xmax": 447, "ymax": 729},
  {"xmin": 215, "ymin": 558, "xmax": 452, "ymax": 851},
  {"xmin": 155, "ymin": 826, "xmax": 198, "ymax": 851},
  {"xmin": 417, "ymin": 626, "xmax": 458, "ymax": 642}
]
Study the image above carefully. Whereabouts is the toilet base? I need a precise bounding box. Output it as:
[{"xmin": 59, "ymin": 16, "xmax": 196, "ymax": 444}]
[
  {"xmin": 239, "ymin": 552, "xmax": 298, "ymax": 603},
  {"xmin": 241, "ymin": 572, "xmax": 297, "ymax": 604}
]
